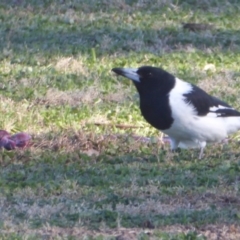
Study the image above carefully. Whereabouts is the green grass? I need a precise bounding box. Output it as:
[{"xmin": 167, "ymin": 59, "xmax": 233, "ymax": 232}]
[{"xmin": 1, "ymin": 0, "xmax": 240, "ymax": 239}]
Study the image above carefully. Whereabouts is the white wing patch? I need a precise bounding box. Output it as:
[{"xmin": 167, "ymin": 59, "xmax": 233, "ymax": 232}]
[
  {"xmin": 218, "ymin": 105, "xmax": 231, "ymax": 109},
  {"xmin": 208, "ymin": 105, "xmax": 235, "ymax": 118},
  {"xmin": 209, "ymin": 105, "xmax": 232, "ymax": 112},
  {"xmin": 209, "ymin": 106, "xmax": 218, "ymax": 111}
]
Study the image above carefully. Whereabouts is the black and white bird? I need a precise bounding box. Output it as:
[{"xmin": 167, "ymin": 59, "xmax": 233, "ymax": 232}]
[{"xmin": 112, "ymin": 66, "xmax": 240, "ymax": 159}]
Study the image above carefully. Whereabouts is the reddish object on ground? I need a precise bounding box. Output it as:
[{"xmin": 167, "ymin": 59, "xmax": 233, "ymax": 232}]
[
  {"xmin": 0, "ymin": 130, "xmax": 31, "ymax": 150},
  {"xmin": 10, "ymin": 132, "xmax": 31, "ymax": 148},
  {"xmin": 0, "ymin": 130, "xmax": 10, "ymax": 139},
  {"xmin": 3, "ymin": 138, "xmax": 16, "ymax": 150}
]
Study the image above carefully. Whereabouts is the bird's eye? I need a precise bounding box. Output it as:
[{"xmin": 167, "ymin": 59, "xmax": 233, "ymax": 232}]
[{"xmin": 148, "ymin": 72, "xmax": 152, "ymax": 76}]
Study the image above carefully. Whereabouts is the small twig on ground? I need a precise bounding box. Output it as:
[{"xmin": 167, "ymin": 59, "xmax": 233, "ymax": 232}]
[{"xmin": 90, "ymin": 122, "xmax": 143, "ymax": 129}]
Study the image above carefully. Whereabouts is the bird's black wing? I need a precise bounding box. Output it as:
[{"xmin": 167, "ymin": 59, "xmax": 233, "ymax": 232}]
[{"xmin": 183, "ymin": 85, "xmax": 240, "ymax": 117}]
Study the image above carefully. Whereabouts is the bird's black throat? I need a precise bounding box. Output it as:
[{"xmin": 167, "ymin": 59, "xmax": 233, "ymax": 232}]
[{"xmin": 139, "ymin": 92, "xmax": 174, "ymax": 130}]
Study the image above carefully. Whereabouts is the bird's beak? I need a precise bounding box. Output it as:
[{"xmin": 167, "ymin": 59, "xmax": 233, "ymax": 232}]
[{"xmin": 112, "ymin": 68, "xmax": 140, "ymax": 82}]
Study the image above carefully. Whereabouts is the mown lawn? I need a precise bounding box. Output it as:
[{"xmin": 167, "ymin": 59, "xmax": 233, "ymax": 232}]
[{"xmin": 1, "ymin": 0, "xmax": 240, "ymax": 239}]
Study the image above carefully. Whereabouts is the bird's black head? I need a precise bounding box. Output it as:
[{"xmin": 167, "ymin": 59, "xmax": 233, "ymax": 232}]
[{"xmin": 112, "ymin": 66, "xmax": 175, "ymax": 95}]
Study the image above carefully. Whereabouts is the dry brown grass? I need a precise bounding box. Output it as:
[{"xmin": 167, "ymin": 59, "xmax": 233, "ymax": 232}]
[
  {"xmin": 55, "ymin": 57, "xmax": 87, "ymax": 75},
  {"xmin": 198, "ymin": 71, "xmax": 239, "ymax": 96},
  {"xmin": 44, "ymin": 87, "xmax": 100, "ymax": 105}
]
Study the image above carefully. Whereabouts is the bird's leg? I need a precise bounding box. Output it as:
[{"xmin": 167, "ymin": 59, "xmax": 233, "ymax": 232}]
[
  {"xmin": 198, "ymin": 148, "xmax": 204, "ymax": 159},
  {"xmin": 167, "ymin": 138, "xmax": 181, "ymax": 160},
  {"xmin": 198, "ymin": 142, "xmax": 206, "ymax": 159},
  {"xmin": 170, "ymin": 138, "xmax": 179, "ymax": 149},
  {"xmin": 170, "ymin": 138, "xmax": 180, "ymax": 153}
]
